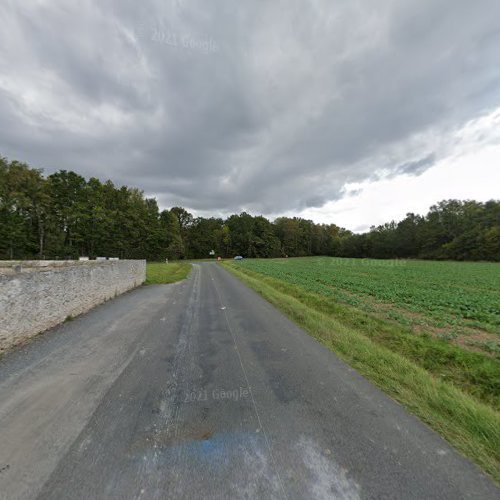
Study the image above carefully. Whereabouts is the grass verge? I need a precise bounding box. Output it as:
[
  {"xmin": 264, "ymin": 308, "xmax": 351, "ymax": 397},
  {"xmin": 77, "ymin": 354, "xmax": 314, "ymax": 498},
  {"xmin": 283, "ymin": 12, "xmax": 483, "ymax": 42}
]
[
  {"xmin": 145, "ymin": 261, "xmax": 191, "ymax": 284},
  {"xmin": 222, "ymin": 261, "xmax": 500, "ymax": 483}
]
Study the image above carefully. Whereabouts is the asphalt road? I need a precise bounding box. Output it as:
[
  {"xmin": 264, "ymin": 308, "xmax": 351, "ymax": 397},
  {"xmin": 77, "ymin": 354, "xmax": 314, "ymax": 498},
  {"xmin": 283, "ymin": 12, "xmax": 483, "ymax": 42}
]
[{"xmin": 0, "ymin": 263, "xmax": 498, "ymax": 500}]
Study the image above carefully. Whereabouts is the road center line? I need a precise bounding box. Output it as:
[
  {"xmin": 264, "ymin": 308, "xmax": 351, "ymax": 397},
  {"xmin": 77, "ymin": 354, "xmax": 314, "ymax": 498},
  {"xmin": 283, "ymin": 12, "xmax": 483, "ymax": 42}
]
[{"xmin": 207, "ymin": 264, "xmax": 289, "ymax": 500}]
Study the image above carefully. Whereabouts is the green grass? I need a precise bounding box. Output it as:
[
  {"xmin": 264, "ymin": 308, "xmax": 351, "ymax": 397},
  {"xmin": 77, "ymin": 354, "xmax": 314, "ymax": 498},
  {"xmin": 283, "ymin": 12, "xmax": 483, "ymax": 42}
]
[
  {"xmin": 222, "ymin": 259, "xmax": 500, "ymax": 482},
  {"xmin": 145, "ymin": 261, "xmax": 191, "ymax": 284}
]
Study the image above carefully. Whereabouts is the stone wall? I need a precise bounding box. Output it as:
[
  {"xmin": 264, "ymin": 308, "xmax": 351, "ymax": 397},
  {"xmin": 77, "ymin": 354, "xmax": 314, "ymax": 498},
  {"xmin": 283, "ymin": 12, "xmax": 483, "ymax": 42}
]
[{"xmin": 0, "ymin": 260, "xmax": 146, "ymax": 353}]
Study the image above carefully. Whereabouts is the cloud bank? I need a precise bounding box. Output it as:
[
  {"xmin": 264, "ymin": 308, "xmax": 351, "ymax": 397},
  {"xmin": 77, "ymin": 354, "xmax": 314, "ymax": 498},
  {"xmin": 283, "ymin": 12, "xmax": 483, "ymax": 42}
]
[{"xmin": 1, "ymin": 0, "xmax": 499, "ymax": 220}]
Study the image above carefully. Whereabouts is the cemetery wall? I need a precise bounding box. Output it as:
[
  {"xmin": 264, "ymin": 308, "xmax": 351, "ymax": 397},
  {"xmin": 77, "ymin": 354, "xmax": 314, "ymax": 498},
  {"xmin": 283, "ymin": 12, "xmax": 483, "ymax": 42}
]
[{"xmin": 0, "ymin": 260, "xmax": 146, "ymax": 352}]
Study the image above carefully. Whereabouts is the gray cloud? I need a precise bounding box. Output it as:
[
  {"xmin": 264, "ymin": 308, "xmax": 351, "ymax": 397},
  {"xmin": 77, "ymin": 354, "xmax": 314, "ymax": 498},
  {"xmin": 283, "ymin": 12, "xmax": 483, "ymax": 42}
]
[
  {"xmin": 1, "ymin": 0, "xmax": 500, "ymax": 216},
  {"xmin": 394, "ymin": 154, "xmax": 436, "ymax": 176}
]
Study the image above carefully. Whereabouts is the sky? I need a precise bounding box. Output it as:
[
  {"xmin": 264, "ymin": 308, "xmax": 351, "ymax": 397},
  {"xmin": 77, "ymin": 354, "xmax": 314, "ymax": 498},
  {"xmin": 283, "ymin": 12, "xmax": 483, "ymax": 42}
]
[{"xmin": 1, "ymin": 0, "xmax": 499, "ymax": 232}]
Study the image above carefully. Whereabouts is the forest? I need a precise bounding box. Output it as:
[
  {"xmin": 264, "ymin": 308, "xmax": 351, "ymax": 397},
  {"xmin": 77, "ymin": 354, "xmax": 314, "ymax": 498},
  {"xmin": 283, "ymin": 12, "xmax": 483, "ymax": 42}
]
[{"xmin": 1, "ymin": 156, "xmax": 499, "ymax": 261}]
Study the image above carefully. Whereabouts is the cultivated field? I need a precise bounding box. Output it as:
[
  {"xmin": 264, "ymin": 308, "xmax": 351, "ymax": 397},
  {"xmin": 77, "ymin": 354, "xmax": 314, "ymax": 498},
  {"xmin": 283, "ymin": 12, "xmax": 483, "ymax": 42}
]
[
  {"xmin": 237, "ymin": 257, "xmax": 499, "ymax": 351},
  {"xmin": 224, "ymin": 256, "xmax": 500, "ymax": 481}
]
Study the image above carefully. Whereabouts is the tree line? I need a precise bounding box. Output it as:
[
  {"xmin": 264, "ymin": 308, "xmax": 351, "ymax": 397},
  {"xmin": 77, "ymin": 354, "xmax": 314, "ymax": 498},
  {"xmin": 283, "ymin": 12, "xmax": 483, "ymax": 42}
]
[{"xmin": 1, "ymin": 156, "xmax": 498, "ymax": 261}]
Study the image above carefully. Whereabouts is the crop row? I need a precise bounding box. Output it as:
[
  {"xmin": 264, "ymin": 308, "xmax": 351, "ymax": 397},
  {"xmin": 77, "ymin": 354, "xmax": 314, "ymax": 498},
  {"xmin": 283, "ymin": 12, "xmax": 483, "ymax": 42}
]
[{"xmin": 238, "ymin": 257, "xmax": 500, "ymax": 334}]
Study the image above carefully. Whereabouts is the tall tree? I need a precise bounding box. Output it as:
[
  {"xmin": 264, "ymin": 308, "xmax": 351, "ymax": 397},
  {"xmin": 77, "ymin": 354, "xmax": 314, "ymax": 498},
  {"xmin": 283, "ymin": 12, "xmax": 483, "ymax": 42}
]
[{"xmin": 1, "ymin": 155, "xmax": 498, "ymax": 262}]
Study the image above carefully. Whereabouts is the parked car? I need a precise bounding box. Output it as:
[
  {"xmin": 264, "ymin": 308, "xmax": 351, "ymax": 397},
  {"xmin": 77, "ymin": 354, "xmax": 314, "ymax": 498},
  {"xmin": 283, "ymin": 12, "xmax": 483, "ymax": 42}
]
[{"xmin": 233, "ymin": 255, "xmax": 243, "ymax": 260}]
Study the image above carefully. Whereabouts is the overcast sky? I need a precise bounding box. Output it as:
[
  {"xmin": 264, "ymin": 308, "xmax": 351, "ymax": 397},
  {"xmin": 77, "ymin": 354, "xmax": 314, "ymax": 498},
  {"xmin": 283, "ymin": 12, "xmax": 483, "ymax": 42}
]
[{"xmin": 1, "ymin": 1, "xmax": 499, "ymax": 231}]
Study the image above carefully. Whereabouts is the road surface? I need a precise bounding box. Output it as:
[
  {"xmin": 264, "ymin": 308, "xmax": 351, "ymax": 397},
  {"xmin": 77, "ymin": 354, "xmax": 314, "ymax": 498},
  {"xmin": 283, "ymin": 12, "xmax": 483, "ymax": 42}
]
[{"xmin": 0, "ymin": 263, "xmax": 498, "ymax": 499}]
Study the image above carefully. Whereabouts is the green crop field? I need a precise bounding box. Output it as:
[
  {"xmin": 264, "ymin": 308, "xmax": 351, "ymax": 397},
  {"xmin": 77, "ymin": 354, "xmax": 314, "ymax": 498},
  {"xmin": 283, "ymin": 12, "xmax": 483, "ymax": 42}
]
[
  {"xmin": 223, "ymin": 257, "xmax": 500, "ymax": 481},
  {"xmin": 237, "ymin": 257, "xmax": 500, "ymax": 348}
]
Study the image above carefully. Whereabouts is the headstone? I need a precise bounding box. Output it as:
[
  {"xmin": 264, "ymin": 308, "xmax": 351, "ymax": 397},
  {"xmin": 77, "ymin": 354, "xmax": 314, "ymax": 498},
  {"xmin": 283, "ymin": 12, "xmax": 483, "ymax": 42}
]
[
  {"xmin": 96, "ymin": 257, "xmax": 107, "ymax": 261},
  {"xmin": 79, "ymin": 256, "xmax": 90, "ymax": 261}
]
